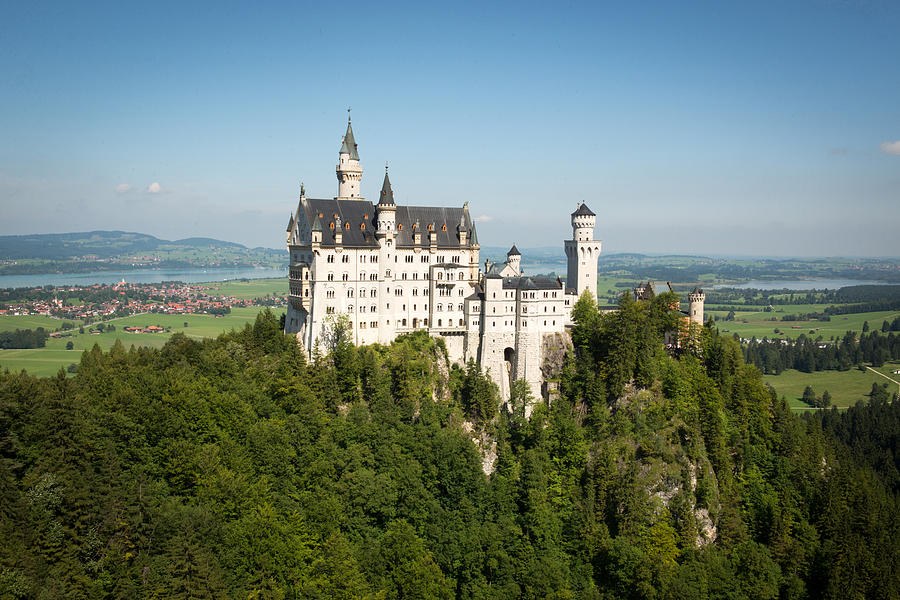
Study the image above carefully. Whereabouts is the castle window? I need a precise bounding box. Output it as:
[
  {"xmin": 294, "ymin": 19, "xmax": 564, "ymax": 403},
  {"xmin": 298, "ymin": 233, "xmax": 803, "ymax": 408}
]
[
  {"xmin": 342, "ymin": 255, "xmax": 349, "ymax": 263},
  {"xmin": 437, "ymin": 304, "xmax": 442, "ymax": 311},
  {"xmin": 371, "ymin": 304, "xmax": 376, "ymax": 312},
  {"xmin": 442, "ymin": 224, "xmax": 447, "ymax": 231},
  {"xmin": 326, "ymin": 306, "xmax": 334, "ymax": 314},
  {"xmin": 342, "ymin": 273, "xmax": 349, "ymax": 281},
  {"xmin": 327, "ymin": 274, "xmax": 334, "ymax": 281},
  {"xmin": 348, "ymin": 304, "xmax": 353, "ymax": 312},
  {"xmin": 544, "ymin": 320, "xmax": 547, "ymax": 326},
  {"xmin": 318, "ymin": 212, "xmax": 323, "ymax": 218},
  {"xmin": 458, "ymin": 304, "xmax": 463, "ymax": 311},
  {"xmin": 371, "ymin": 321, "xmax": 377, "ymax": 328},
  {"xmin": 326, "ymin": 290, "xmax": 334, "ymax": 299},
  {"xmin": 360, "ymin": 223, "xmax": 365, "ymax": 230},
  {"xmin": 413, "ymin": 288, "xmax": 418, "ymax": 296},
  {"xmin": 345, "ymin": 222, "xmax": 350, "ymax": 230},
  {"xmin": 329, "ymin": 222, "xmax": 335, "ymax": 230},
  {"xmin": 359, "ymin": 321, "xmax": 366, "ymax": 328},
  {"xmin": 370, "ymin": 274, "xmax": 377, "ymax": 281},
  {"xmin": 334, "ymin": 213, "xmax": 339, "ymax": 219},
  {"xmin": 423, "ymin": 318, "xmax": 428, "ymax": 326},
  {"xmin": 402, "ymin": 319, "xmax": 407, "ymax": 326},
  {"xmin": 398, "ymin": 224, "xmax": 403, "ymax": 230},
  {"xmin": 427, "ymin": 224, "xmax": 433, "ymax": 231},
  {"xmin": 327, "ymin": 255, "xmax": 334, "ymax": 263},
  {"xmin": 347, "ymin": 289, "xmax": 354, "ymax": 298},
  {"xmin": 438, "ymin": 319, "xmax": 442, "ymax": 326}
]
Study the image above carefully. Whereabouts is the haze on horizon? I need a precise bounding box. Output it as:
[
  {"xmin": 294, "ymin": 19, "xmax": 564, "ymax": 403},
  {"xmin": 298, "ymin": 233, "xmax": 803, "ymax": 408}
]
[{"xmin": 1, "ymin": 1, "xmax": 898, "ymax": 257}]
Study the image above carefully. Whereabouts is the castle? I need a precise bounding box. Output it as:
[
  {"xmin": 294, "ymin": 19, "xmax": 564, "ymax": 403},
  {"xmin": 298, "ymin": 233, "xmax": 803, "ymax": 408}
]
[{"xmin": 285, "ymin": 118, "xmax": 701, "ymax": 403}]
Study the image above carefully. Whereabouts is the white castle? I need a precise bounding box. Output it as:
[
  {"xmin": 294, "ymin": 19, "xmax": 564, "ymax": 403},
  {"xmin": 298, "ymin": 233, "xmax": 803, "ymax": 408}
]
[{"xmin": 285, "ymin": 117, "xmax": 605, "ymax": 402}]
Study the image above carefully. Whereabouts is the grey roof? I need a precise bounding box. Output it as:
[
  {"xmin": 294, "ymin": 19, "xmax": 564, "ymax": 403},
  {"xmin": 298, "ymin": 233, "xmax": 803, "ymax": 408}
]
[
  {"xmin": 303, "ymin": 198, "xmax": 378, "ymax": 247},
  {"xmin": 692, "ymin": 286, "xmax": 703, "ymax": 294},
  {"xmin": 394, "ymin": 205, "xmax": 475, "ymax": 248},
  {"xmin": 501, "ymin": 275, "xmax": 563, "ymax": 290},
  {"xmin": 470, "ymin": 223, "xmax": 479, "ymax": 245},
  {"xmin": 311, "ymin": 214, "xmax": 322, "ymax": 232},
  {"xmin": 339, "ymin": 119, "xmax": 360, "ymax": 160},
  {"xmin": 572, "ymin": 203, "xmax": 595, "ymax": 217},
  {"xmin": 286, "ymin": 214, "xmax": 294, "ymax": 232},
  {"xmin": 378, "ymin": 169, "xmax": 395, "ymax": 205},
  {"xmin": 295, "ymin": 198, "xmax": 476, "ymax": 249},
  {"xmin": 507, "ymin": 244, "xmax": 521, "ymax": 256}
]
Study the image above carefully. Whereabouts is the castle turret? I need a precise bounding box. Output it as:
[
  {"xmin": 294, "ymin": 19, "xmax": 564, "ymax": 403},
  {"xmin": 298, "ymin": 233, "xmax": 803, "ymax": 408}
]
[
  {"xmin": 376, "ymin": 164, "xmax": 396, "ymax": 237},
  {"xmin": 506, "ymin": 245, "xmax": 521, "ymax": 275},
  {"xmin": 336, "ymin": 116, "xmax": 363, "ymax": 199},
  {"xmin": 688, "ymin": 286, "xmax": 705, "ymax": 325},
  {"xmin": 564, "ymin": 202, "xmax": 602, "ymax": 297}
]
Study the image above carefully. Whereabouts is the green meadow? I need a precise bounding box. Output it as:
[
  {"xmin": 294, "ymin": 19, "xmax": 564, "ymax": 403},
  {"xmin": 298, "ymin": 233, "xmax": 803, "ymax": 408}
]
[
  {"xmin": 0, "ymin": 306, "xmax": 277, "ymax": 377},
  {"xmin": 201, "ymin": 277, "xmax": 286, "ymax": 299},
  {"xmin": 0, "ymin": 314, "xmax": 75, "ymax": 331},
  {"xmin": 709, "ymin": 305, "xmax": 900, "ymax": 341},
  {"xmin": 763, "ymin": 361, "xmax": 900, "ymax": 411}
]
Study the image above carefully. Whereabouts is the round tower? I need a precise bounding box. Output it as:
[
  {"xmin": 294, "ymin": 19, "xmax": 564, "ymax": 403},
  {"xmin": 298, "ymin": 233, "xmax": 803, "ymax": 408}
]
[
  {"xmin": 336, "ymin": 116, "xmax": 363, "ymax": 199},
  {"xmin": 571, "ymin": 203, "xmax": 596, "ymax": 242},
  {"xmin": 506, "ymin": 245, "xmax": 521, "ymax": 275},
  {"xmin": 688, "ymin": 287, "xmax": 705, "ymax": 325},
  {"xmin": 564, "ymin": 202, "xmax": 602, "ymax": 297}
]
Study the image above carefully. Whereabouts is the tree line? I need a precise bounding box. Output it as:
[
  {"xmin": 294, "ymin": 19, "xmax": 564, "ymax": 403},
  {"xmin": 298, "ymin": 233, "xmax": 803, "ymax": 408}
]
[
  {"xmin": 742, "ymin": 329, "xmax": 900, "ymax": 374},
  {"xmin": 0, "ymin": 302, "xmax": 897, "ymax": 598}
]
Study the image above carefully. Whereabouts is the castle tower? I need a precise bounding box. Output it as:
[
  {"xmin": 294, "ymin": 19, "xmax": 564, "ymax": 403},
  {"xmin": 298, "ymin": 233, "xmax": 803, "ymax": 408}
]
[
  {"xmin": 688, "ymin": 286, "xmax": 705, "ymax": 325},
  {"xmin": 564, "ymin": 202, "xmax": 601, "ymax": 297},
  {"xmin": 506, "ymin": 245, "xmax": 521, "ymax": 275},
  {"xmin": 376, "ymin": 164, "xmax": 396, "ymax": 237},
  {"xmin": 336, "ymin": 116, "xmax": 363, "ymax": 199}
]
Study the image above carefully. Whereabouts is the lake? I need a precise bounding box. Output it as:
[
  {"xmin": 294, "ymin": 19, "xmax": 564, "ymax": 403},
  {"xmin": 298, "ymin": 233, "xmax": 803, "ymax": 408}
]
[
  {"xmin": 0, "ymin": 267, "xmax": 287, "ymax": 289},
  {"xmin": 715, "ymin": 279, "xmax": 891, "ymax": 291}
]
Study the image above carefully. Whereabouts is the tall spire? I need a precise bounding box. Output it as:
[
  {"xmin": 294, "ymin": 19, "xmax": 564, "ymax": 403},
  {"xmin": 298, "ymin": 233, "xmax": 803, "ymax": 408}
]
[
  {"xmin": 339, "ymin": 116, "xmax": 359, "ymax": 160},
  {"xmin": 336, "ymin": 114, "xmax": 363, "ymax": 198},
  {"xmin": 379, "ymin": 163, "xmax": 395, "ymax": 205}
]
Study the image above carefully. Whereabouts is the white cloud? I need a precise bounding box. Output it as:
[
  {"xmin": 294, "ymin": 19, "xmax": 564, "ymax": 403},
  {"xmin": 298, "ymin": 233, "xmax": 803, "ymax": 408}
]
[
  {"xmin": 115, "ymin": 183, "xmax": 132, "ymax": 194},
  {"xmin": 879, "ymin": 140, "xmax": 900, "ymax": 155},
  {"xmin": 474, "ymin": 214, "xmax": 493, "ymax": 223},
  {"xmin": 146, "ymin": 182, "xmax": 162, "ymax": 193}
]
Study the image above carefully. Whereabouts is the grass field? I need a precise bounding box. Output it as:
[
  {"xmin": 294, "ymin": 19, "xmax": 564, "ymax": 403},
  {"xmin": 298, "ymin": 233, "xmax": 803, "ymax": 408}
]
[
  {"xmin": 763, "ymin": 361, "xmax": 900, "ymax": 411},
  {"xmin": 0, "ymin": 306, "xmax": 278, "ymax": 377},
  {"xmin": 0, "ymin": 314, "xmax": 77, "ymax": 331},
  {"xmin": 709, "ymin": 306, "xmax": 900, "ymax": 341},
  {"xmin": 201, "ymin": 277, "xmax": 286, "ymax": 299}
]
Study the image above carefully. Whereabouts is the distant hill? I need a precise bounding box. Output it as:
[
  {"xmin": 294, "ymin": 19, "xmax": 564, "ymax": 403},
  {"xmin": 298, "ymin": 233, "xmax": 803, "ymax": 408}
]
[
  {"xmin": 0, "ymin": 231, "xmax": 249, "ymax": 260},
  {"xmin": 0, "ymin": 231, "xmax": 286, "ymax": 275}
]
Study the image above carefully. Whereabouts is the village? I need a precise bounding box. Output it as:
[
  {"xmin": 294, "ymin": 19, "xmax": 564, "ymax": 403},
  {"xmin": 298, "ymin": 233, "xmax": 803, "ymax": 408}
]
[{"xmin": 0, "ymin": 279, "xmax": 287, "ymax": 328}]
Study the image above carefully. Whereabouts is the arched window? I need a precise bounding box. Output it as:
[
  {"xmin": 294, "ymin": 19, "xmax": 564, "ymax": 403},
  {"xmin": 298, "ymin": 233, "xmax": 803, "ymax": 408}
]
[
  {"xmin": 329, "ymin": 222, "xmax": 335, "ymax": 230},
  {"xmin": 442, "ymin": 224, "xmax": 447, "ymax": 231},
  {"xmin": 345, "ymin": 222, "xmax": 350, "ymax": 230},
  {"xmin": 398, "ymin": 224, "xmax": 403, "ymax": 230}
]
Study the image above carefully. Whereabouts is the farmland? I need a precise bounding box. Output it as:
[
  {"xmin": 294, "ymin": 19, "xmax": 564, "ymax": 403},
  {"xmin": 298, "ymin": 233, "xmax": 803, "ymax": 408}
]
[
  {"xmin": 763, "ymin": 361, "xmax": 900, "ymax": 410},
  {"xmin": 0, "ymin": 306, "xmax": 274, "ymax": 377}
]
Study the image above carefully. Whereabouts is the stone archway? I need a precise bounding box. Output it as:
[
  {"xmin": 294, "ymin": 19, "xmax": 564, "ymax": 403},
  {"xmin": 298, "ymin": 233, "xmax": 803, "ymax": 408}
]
[{"xmin": 503, "ymin": 347, "xmax": 515, "ymax": 401}]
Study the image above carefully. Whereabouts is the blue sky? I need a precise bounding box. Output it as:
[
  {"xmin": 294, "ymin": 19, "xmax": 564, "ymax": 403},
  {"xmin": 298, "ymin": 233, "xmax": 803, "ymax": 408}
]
[{"xmin": 1, "ymin": 0, "xmax": 898, "ymax": 256}]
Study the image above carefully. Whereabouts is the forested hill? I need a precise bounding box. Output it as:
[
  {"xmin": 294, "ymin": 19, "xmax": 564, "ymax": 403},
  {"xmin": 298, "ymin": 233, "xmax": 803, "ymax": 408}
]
[
  {"xmin": 0, "ymin": 231, "xmax": 285, "ymax": 274},
  {"xmin": 1, "ymin": 302, "xmax": 898, "ymax": 598},
  {"xmin": 0, "ymin": 231, "xmax": 246, "ymax": 260}
]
